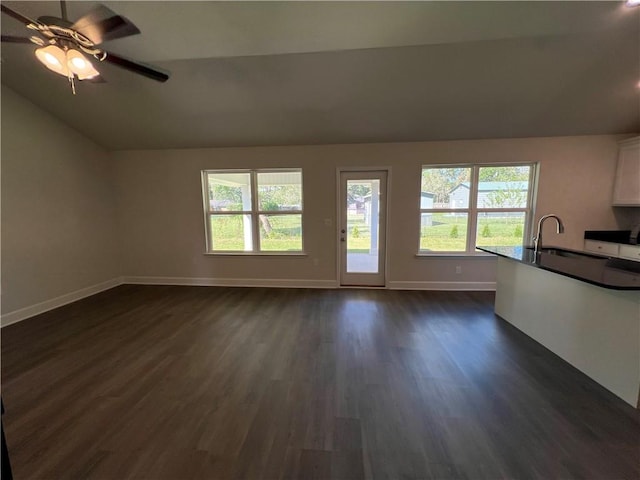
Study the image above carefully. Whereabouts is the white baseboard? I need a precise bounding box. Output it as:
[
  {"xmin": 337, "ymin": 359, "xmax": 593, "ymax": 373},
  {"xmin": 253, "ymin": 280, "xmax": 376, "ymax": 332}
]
[
  {"xmin": 122, "ymin": 276, "xmax": 339, "ymax": 289},
  {"xmin": 388, "ymin": 281, "xmax": 496, "ymax": 291},
  {"xmin": 1, "ymin": 277, "xmax": 123, "ymax": 327}
]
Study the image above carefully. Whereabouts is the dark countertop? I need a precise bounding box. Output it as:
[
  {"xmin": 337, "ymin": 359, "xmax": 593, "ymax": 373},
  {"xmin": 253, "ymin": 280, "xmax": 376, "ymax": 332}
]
[{"xmin": 478, "ymin": 245, "xmax": 640, "ymax": 291}]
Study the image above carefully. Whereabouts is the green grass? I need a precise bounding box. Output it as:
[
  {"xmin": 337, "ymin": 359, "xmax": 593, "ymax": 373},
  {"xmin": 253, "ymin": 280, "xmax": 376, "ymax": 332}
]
[
  {"xmin": 346, "ymin": 213, "xmax": 376, "ymax": 253},
  {"xmin": 210, "ymin": 215, "xmax": 302, "ymax": 251},
  {"xmin": 475, "ymin": 216, "xmax": 525, "ymax": 248},
  {"xmin": 260, "ymin": 215, "xmax": 303, "ymax": 251},
  {"xmin": 210, "ymin": 212, "xmax": 522, "ymax": 254},
  {"xmin": 421, "ymin": 213, "xmax": 525, "ymax": 251}
]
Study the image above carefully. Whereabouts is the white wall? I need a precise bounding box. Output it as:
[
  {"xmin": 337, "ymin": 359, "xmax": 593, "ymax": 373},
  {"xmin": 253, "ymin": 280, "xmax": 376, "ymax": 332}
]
[
  {"xmin": 0, "ymin": 83, "xmax": 630, "ymax": 322},
  {"xmin": 1, "ymin": 86, "xmax": 121, "ymax": 324},
  {"xmin": 112, "ymin": 134, "xmax": 625, "ymax": 288}
]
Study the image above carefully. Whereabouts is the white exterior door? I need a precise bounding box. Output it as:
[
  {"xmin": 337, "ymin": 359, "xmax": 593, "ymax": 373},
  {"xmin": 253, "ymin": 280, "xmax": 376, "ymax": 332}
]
[{"xmin": 339, "ymin": 171, "xmax": 388, "ymax": 287}]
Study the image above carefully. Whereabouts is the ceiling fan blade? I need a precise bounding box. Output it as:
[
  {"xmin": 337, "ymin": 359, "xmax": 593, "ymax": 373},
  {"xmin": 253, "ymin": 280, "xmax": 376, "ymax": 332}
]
[
  {"xmin": 71, "ymin": 4, "xmax": 118, "ymax": 29},
  {"xmin": 1, "ymin": 4, "xmax": 39, "ymax": 27},
  {"xmin": 37, "ymin": 15, "xmax": 72, "ymax": 28},
  {"xmin": 101, "ymin": 51, "xmax": 169, "ymax": 83},
  {"xmin": 1, "ymin": 35, "xmax": 33, "ymax": 44},
  {"xmin": 71, "ymin": 5, "xmax": 140, "ymax": 45}
]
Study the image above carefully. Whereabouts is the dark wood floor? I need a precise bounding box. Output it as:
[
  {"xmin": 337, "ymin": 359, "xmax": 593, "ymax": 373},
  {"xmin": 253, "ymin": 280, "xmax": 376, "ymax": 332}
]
[{"xmin": 2, "ymin": 285, "xmax": 639, "ymax": 479}]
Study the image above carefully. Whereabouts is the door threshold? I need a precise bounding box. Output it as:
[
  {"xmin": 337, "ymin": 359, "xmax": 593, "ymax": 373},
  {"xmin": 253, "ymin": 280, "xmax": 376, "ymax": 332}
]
[{"xmin": 339, "ymin": 285, "xmax": 387, "ymax": 289}]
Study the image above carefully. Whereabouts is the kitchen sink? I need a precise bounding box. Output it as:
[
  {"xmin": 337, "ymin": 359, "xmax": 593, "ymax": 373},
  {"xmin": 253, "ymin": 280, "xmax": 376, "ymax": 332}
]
[
  {"xmin": 525, "ymin": 246, "xmax": 606, "ymax": 260},
  {"xmin": 523, "ymin": 246, "xmax": 640, "ymax": 275}
]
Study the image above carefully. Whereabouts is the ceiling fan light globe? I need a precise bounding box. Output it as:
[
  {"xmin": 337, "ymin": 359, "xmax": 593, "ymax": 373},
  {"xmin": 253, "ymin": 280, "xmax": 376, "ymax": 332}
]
[
  {"xmin": 70, "ymin": 56, "xmax": 86, "ymax": 70},
  {"xmin": 44, "ymin": 52, "xmax": 59, "ymax": 65},
  {"xmin": 35, "ymin": 45, "xmax": 68, "ymax": 76},
  {"xmin": 66, "ymin": 49, "xmax": 99, "ymax": 80},
  {"xmin": 81, "ymin": 72, "xmax": 100, "ymax": 80}
]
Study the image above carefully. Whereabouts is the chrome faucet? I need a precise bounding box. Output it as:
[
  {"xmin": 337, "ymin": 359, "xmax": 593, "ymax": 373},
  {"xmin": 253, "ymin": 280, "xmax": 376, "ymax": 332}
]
[{"xmin": 533, "ymin": 214, "xmax": 565, "ymax": 255}]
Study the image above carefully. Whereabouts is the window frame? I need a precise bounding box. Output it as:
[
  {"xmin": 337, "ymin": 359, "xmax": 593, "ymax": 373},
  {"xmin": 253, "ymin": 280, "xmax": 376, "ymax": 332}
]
[
  {"xmin": 418, "ymin": 163, "xmax": 537, "ymax": 256},
  {"xmin": 201, "ymin": 168, "xmax": 305, "ymax": 255}
]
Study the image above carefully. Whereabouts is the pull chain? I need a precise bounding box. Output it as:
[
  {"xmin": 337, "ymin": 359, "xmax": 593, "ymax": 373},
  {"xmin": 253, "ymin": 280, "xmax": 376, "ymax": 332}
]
[{"xmin": 68, "ymin": 74, "xmax": 76, "ymax": 95}]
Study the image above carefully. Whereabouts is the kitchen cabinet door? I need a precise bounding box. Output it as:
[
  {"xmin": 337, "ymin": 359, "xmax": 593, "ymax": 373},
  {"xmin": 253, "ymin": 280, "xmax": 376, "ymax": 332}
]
[
  {"xmin": 619, "ymin": 244, "xmax": 640, "ymax": 262},
  {"xmin": 584, "ymin": 240, "xmax": 619, "ymax": 257},
  {"xmin": 612, "ymin": 137, "xmax": 640, "ymax": 206}
]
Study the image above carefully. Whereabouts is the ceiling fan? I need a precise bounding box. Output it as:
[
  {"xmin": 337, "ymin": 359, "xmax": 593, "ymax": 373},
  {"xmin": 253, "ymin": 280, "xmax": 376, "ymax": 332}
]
[{"xmin": 1, "ymin": 0, "xmax": 170, "ymax": 94}]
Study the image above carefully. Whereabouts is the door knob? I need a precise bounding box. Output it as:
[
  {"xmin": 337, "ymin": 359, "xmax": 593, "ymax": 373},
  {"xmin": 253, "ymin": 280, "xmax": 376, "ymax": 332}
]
[{"xmin": 341, "ymin": 229, "xmax": 345, "ymax": 234}]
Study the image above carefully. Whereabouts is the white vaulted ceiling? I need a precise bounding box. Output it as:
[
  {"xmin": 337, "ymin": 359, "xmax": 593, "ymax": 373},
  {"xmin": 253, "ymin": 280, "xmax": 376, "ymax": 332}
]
[{"xmin": 1, "ymin": 1, "xmax": 639, "ymax": 150}]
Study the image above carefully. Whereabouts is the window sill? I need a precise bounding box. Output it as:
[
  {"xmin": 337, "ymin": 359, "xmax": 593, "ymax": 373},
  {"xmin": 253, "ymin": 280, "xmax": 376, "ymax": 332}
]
[{"xmin": 204, "ymin": 252, "xmax": 308, "ymax": 257}]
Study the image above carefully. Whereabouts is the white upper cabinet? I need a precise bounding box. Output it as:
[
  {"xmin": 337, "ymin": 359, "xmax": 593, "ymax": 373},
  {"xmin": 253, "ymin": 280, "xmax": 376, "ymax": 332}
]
[{"xmin": 612, "ymin": 136, "xmax": 640, "ymax": 206}]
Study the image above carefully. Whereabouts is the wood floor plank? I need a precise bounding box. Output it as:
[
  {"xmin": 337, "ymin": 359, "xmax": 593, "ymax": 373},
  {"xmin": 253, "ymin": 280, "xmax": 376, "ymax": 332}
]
[{"xmin": 2, "ymin": 285, "xmax": 639, "ymax": 479}]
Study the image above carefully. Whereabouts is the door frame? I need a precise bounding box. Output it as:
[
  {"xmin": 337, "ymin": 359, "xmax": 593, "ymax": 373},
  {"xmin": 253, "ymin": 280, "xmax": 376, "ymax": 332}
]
[{"xmin": 336, "ymin": 167, "xmax": 391, "ymax": 288}]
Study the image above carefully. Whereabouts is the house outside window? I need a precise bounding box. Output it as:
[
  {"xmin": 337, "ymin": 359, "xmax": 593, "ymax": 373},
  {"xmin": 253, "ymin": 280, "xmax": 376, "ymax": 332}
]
[
  {"xmin": 202, "ymin": 169, "xmax": 303, "ymax": 253},
  {"xmin": 419, "ymin": 164, "xmax": 536, "ymax": 254}
]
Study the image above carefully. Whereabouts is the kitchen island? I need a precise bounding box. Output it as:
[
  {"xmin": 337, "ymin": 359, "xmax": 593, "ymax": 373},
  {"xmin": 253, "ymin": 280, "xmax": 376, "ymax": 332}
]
[{"xmin": 479, "ymin": 245, "xmax": 640, "ymax": 407}]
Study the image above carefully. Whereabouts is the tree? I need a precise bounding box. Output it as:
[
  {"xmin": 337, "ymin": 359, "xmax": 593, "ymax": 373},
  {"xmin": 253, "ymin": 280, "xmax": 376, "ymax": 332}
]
[
  {"xmin": 258, "ymin": 186, "xmax": 302, "ymax": 234},
  {"xmin": 347, "ymin": 184, "xmax": 371, "ymax": 204},
  {"xmin": 210, "ymin": 184, "xmax": 242, "ymax": 209},
  {"xmin": 483, "ymin": 188, "xmax": 527, "ymax": 209},
  {"xmin": 260, "ymin": 215, "xmax": 273, "ymax": 236},
  {"xmin": 479, "ymin": 166, "xmax": 530, "ymax": 182},
  {"xmin": 422, "ymin": 168, "xmax": 469, "ymax": 204},
  {"xmin": 514, "ymin": 225, "xmax": 523, "ymax": 238},
  {"xmin": 258, "ymin": 185, "xmax": 302, "ymax": 210},
  {"xmin": 481, "ymin": 166, "xmax": 530, "ymax": 208}
]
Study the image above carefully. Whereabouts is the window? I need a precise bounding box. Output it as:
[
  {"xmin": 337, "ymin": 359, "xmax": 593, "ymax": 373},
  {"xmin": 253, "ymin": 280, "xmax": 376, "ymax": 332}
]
[
  {"xmin": 419, "ymin": 164, "xmax": 536, "ymax": 254},
  {"xmin": 202, "ymin": 169, "xmax": 303, "ymax": 253}
]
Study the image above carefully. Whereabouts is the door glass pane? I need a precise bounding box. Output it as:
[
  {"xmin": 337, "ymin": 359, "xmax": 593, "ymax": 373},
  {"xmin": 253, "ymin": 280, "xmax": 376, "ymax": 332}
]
[
  {"xmin": 346, "ymin": 179, "xmax": 380, "ymax": 273},
  {"xmin": 259, "ymin": 214, "xmax": 303, "ymax": 251},
  {"xmin": 420, "ymin": 213, "xmax": 468, "ymax": 251},
  {"xmin": 475, "ymin": 212, "xmax": 526, "ymax": 248},
  {"xmin": 209, "ymin": 214, "xmax": 253, "ymax": 251}
]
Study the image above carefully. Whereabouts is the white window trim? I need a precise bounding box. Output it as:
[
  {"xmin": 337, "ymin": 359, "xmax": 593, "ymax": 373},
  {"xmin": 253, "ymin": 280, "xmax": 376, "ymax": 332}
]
[
  {"xmin": 202, "ymin": 168, "xmax": 305, "ymax": 255},
  {"xmin": 419, "ymin": 163, "xmax": 537, "ymax": 255}
]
